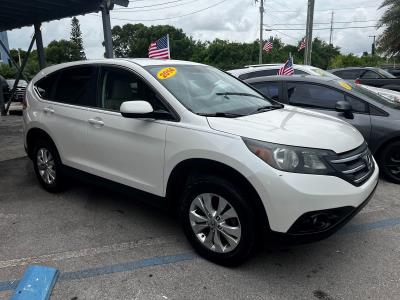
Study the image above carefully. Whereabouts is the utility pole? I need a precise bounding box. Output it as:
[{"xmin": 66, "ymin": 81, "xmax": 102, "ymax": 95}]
[
  {"xmin": 258, "ymin": 0, "xmax": 264, "ymax": 64},
  {"xmin": 369, "ymin": 35, "xmax": 376, "ymax": 56},
  {"xmin": 304, "ymin": 0, "xmax": 315, "ymax": 65},
  {"xmin": 329, "ymin": 11, "xmax": 334, "ymax": 45}
]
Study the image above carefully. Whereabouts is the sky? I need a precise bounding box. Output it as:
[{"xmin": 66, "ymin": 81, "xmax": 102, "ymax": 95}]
[{"xmin": 6, "ymin": 0, "xmax": 385, "ymax": 60}]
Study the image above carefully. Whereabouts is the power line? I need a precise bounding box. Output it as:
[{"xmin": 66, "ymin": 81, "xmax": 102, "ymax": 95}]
[
  {"xmin": 268, "ymin": 25, "xmax": 377, "ymax": 31},
  {"xmin": 116, "ymin": 0, "xmax": 189, "ymax": 10},
  {"xmin": 113, "ymin": 0, "xmax": 197, "ymax": 12},
  {"xmin": 265, "ymin": 5, "xmax": 378, "ymax": 13},
  {"xmin": 264, "ymin": 20, "xmax": 378, "ymax": 26},
  {"xmin": 273, "ymin": 29, "xmax": 298, "ymax": 41},
  {"xmin": 92, "ymin": 0, "xmax": 230, "ymax": 22}
]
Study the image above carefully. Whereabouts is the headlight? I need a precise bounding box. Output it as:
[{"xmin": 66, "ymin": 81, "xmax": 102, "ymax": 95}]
[{"xmin": 242, "ymin": 137, "xmax": 334, "ymax": 174}]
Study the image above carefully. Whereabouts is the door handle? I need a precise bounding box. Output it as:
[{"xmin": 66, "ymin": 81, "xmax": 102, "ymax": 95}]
[
  {"xmin": 88, "ymin": 118, "xmax": 104, "ymax": 126},
  {"xmin": 43, "ymin": 107, "xmax": 55, "ymax": 114}
]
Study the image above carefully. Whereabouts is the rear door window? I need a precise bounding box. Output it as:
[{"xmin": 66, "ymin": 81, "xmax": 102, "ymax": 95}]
[
  {"xmin": 53, "ymin": 66, "xmax": 97, "ymax": 107},
  {"xmin": 287, "ymin": 82, "xmax": 345, "ymax": 109}
]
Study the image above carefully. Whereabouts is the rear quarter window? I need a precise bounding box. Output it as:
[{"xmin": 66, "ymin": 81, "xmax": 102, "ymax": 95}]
[{"xmin": 34, "ymin": 72, "xmax": 60, "ymax": 100}]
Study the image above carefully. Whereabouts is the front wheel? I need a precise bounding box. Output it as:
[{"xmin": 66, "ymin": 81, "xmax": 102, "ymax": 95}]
[
  {"xmin": 32, "ymin": 139, "xmax": 65, "ymax": 193},
  {"xmin": 379, "ymin": 140, "xmax": 400, "ymax": 184},
  {"xmin": 180, "ymin": 175, "xmax": 257, "ymax": 266}
]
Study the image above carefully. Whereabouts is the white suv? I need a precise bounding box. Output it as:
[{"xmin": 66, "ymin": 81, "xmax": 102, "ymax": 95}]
[{"xmin": 23, "ymin": 59, "xmax": 379, "ymax": 265}]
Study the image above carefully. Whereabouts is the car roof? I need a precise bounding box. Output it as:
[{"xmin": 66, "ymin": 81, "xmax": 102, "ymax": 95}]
[
  {"xmin": 228, "ymin": 64, "xmax": 319, "ymax": 76},
  {"xmin": 35, "ymin": 58, "xmax": 205, "ymax": 79},
  {"xmin": 245, "ymin": 74, "xmax": 338, "ymax": 84}
]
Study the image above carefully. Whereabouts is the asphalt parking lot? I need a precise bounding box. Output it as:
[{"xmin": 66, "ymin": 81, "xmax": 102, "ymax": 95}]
[{"xmin": 0, "ymin": 115, "xmax": 399, "ymax": 300}]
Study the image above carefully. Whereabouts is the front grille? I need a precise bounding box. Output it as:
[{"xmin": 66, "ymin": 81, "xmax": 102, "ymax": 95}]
[{"xmin": 326, "ymin": 142, "xmax": 375, "ymax": 186}]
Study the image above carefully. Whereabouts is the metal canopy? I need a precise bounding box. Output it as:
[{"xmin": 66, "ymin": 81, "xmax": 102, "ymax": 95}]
[{"xmin": 0, "ymin": 0, "xmax": 103, "ymax": 31}]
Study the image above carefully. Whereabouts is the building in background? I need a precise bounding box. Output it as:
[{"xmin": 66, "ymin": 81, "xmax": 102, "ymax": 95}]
[{"xmin": 0, "ymin": 31, "xmax": 10, "ymax": 64}]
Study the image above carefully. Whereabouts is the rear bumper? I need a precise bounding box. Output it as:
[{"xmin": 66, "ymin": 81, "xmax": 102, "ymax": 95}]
[{"xmin": 271, "ymin": 180, "xmax": 378, "ymax": 243}]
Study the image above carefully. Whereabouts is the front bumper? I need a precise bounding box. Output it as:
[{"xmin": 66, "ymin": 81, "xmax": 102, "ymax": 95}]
[
  {"xmin": 247, "ymin": 154, "xmax": 379, "ymax": 233},
  {"xmin": 271, "ymin": 179, "xmax": 378, "ymax": 243}
]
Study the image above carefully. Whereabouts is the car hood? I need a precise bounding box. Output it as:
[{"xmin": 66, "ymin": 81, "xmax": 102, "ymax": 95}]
[{"xmin": 207, "ymin": 106, "xmax": 364, "ymax": 153}]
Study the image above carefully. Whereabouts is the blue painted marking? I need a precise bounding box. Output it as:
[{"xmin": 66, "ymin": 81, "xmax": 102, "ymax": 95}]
[
  {"xmin": 59, "ymin": 252, "xmax": 195, "ymax": 281},
  {"xmin": 339, "ymin": 217, "xmax": 400, "ymax": 235},
  {"xmin": 11, "ymin": 265, "xmax": 58, "ymax": 300},
  {"xmin": 0, "ymin": 217, "xmax": 399, "ymax": 293}
]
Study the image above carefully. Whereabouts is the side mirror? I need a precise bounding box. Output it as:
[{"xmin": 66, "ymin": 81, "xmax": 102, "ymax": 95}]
[
  {"xmin": 335, "ymin": 101, "xmax": 352, "ymax": 112},
  {"xmin": 120, "ymin": 101, "xmax": 154, "ymax": 118},
  {"xmin": 335, "ymin": 101, "xmax": 353, "ymax": 119}
]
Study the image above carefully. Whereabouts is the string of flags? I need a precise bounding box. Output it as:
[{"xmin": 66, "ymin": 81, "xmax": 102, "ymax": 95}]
[{"xmin": 263, "ymin": 38, "xmax": 307, "ymax": 53}]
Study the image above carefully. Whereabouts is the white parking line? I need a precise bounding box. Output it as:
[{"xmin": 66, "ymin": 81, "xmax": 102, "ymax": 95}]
[{"xmin": 0, "ymin": 235, "xmax": 177, "ymax": 269}]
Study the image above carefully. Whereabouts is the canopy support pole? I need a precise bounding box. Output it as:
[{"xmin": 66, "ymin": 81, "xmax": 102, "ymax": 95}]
[{"xmin": 34, "ymin": 23, "xmax": 46, "ymax": 70}]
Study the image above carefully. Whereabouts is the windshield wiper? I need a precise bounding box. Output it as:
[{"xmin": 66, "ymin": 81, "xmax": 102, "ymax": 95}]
[
  {"xmin": 250, "ymin": 104, "xmax": 284, "ymax": 114},
  {"xmin": 216, "ymin": 92, "xmax": 265, "ymax": 100},
  {"xmin": 197, "ymin": 112, "xmax": 245, "ymax": 118}
]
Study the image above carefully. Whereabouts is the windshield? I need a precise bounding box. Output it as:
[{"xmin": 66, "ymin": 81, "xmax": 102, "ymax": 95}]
[
  {"xmin": 145, "ymin": 65, "xmax": 275, "ymax": 116},
  {"xmin": 375, "ymin": 68, "xmax": 396, "ymax": 79},
  {"xmin": 350, "ymin": 83, "xmax": 400, "ymax": 109},
  {"xmin": 310, "ymin": 68, "xmax": 339, "ymax": 78}
]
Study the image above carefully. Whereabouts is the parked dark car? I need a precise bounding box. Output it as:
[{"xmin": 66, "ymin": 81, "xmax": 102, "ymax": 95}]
[
  {"xmin": 328, "ymin": 67, "xmax": 400, "ymax": 92},
  {"xmin": 4, "ymin": 79, "xmax": 28, "ymax": 102},
  {"xmin": 382, "ymin": 67, "xmax": 400, "ymax": 78},
  {"xmin": 245, "ymin": 75, "xmax": 400, "ymax": 183}
]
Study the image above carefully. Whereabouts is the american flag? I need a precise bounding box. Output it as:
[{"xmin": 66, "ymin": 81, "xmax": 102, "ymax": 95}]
[
  {"xmin": 148, "ymin": 35, "xmax": 170, "ymax": 59},
  {"xmin": 263, "ymin": 40, "xmax": 273, "ymax": 52},
  {"xmin": 298, "ymin": 39, "xmax": 306, "ymax": 51},
  {"xmin": 278, "ymin": 57, "xmax": 294, "ymax": 76}
]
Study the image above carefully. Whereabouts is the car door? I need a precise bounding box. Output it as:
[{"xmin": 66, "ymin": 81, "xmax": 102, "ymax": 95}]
[
  {"xmin": 285, "ymin": 82, "xmax": 372, "ymax": 142},
  {"xmin": 35, "ymin": 65, "xmax": 97, "ymax": 169},
  {"xmin": 84, "ymin": 65, "xmax": 168, "ymax": 196}
]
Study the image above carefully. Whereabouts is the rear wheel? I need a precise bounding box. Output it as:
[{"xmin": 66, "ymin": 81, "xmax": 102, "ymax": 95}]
[
  {"xmin": 32, "ymin": 139, "xmax": 65, "ymax": 192},
  {"xmin": 180, "ymin": 175, "xmax": 257, "ymax": 266},
  {"xmin": 378, "ymin": 140, "xmax": 400, "ymax": 184}
]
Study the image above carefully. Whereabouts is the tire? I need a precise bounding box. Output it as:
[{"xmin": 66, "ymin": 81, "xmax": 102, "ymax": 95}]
[
  {"xmin": 32, "ymin": 139, "xmax": 66, "ymax": 193},
  {"xmin": 378, "ymin": 140, "xmax": 400, "ymax": 184},
  {"xmin": 180, "ymin": 174, "xmax": 257, "ymax": 266}
]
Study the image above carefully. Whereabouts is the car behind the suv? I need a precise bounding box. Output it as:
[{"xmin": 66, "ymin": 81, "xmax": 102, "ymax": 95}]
[
  {"xmin": 23, "ymin": 59, "xmax": 379, "ymax": 265},
  {"xmin": 244, "ymin": 75, "xmax": 400, "ymax": 184}
]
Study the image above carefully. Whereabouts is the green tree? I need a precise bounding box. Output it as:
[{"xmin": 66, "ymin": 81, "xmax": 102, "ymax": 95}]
[
  {"xmin": 46, "ymin": 40, "xmax": 83, "ymax": 64},
  {"xmin": 70, "ymin": 17, "xmax": 86, "ymax": 60},
  {"xmin": 377, "ymin": 0, "xmax": 400, "ymax": 57},
  {"xmin": 112, "ymin": 23, "xmax": 199, "ymax": 60},
  {"xmin": 309, "ymin": 38, "xmax": 340, "ymax": 69},
  {"xmin": 0, "ymin": 63, "xmax": 17, "ymax": 78}
]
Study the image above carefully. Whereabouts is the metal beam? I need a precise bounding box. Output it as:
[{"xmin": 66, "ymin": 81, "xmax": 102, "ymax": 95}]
[
  {"xmin": 101, "ymin": 1, "xmax": 113, "ymax": 58},
  {"xmin": 34, "ymin": 23, "xmax": 46, "ymax": 70},
  {"xmin": 5, "ymin": 34, "xmax": 36, "ymax": 113}
]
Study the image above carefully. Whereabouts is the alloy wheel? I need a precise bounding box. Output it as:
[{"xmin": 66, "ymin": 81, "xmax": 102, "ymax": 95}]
[
  {"xmin": 189, "ymin": 193, "xmax": 241, "ymax": 253},
  {"xmin": 36, "ymin": 148, "xmax": 56, "ymax": 185}
]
